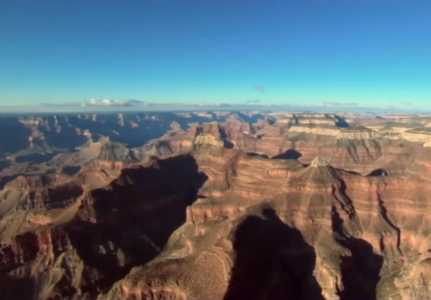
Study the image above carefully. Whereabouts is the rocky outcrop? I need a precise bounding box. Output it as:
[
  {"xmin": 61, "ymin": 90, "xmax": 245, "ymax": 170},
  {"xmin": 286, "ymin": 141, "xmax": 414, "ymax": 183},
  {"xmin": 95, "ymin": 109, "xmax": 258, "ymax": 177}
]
[
  {"xmin": 0, "ymin": 175, "xmax": 84, "ymax": 243},
  {"xmin": 399, "ymin": 130, "xmax": 431, "ymax": 147},
  {"xmin": 138, "ymin": 115, "xmax": 406, "ymax": 176}
]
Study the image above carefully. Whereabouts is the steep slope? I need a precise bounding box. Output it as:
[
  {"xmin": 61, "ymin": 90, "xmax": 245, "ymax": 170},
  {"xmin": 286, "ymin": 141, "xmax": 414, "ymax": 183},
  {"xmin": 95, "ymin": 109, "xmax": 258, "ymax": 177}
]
[
  {"xmin": 101, "ymin": 144, "xmax": 431, "ymax": 300},
  {"xmin": 0, "ymin": 155, "xmax": 207, "ymax": 300}
]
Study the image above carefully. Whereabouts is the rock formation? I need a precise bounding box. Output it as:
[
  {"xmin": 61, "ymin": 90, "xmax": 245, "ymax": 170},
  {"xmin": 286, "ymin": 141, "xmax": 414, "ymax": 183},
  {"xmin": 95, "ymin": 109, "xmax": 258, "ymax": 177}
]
[{"xmin": 1, "ymin": 112, "xmax": 431, "ymax": 299}]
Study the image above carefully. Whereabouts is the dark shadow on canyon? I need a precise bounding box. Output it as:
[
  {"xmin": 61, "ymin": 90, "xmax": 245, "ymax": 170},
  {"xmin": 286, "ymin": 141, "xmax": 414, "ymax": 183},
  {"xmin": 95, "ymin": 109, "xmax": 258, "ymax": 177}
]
[
  {"xmin": 61, "ymin": 165, "xmax": 81, "ymax": 176},
  {"xmin": 335, "ymin": 116, "xmax": 350, "ymax": 128},
  {"xmin": 331, "ymin": 206, "xmax": 383, "ymax": 300},
  {"xmin": 0, "ymin": 233, "xmax": 38, "ymax": 300},
  {"xmin": 273, "ymin": 149, "xmax": 302, "ymax": 160},
  {"xmin": 0, "ymin": 275, "xmax": 34, "ymax": 300},
  {"xmin": 224, "ymin": 207, "xmax": 324, "ymax": 300},
  {"xmin": 367, "ymin": 169, "xmax": 389, "ymax": 177},
  {"xmin": 15, "ymin": 153, "xmax": 57, "ymax": 164},
  {"xmin": 246, "ymin": 152, "xmax": 269, "ymax": 159},
  {"xmin": 219, "ymin": 127, "xmax": 235, "ymax": 149},
  {"xmin": 66, "ymin": 154, "xmax": 207, "ymax": 292},
  {"xmin": 0, "ymin": 160, "xmax": 10, "ymax": 171},
  {"xmin": 0, "ymin": 175, "xmax": 20, "ymax": 190}
]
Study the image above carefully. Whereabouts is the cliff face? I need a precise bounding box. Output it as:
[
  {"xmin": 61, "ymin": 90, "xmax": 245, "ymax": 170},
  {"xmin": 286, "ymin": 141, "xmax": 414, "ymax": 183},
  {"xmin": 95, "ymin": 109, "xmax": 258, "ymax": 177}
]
[
  {"xmin": 0, "ymin": 154, "xmax": 207, "ymax": 300},
  {"xmin": 99, "ymin": 116, "xmax": 431, "ymax": 300},
  {"xmin": 99, "ymin": 144, "xmax": 431, "ymax": 300},
  {"xmin": 1, "ymin": 113, "xmax": 431, "ymax": 300},
  {"xmin": 136, "ymin": 115, "xmax": 420, "ymax": 176}
]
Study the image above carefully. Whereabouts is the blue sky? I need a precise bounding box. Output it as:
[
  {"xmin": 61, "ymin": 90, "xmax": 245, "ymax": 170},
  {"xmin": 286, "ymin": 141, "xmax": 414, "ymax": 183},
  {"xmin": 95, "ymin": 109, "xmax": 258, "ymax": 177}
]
[{"xmin": 0, "ymin": 0, "xmax": 430, "ymax": 110}]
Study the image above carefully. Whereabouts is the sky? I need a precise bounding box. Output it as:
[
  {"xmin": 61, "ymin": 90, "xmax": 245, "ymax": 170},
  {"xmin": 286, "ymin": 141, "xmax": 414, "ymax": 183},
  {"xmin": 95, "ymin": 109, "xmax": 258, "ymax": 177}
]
[{"xmin": 0, "ymin": 0, "xmax": 430, "ymax": 111}]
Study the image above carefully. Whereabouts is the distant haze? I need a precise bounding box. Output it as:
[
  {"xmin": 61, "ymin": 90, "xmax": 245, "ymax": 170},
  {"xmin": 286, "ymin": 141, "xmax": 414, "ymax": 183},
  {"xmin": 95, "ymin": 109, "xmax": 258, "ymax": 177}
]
[{"xmin": 1, "ymin": 102, "xmax": 430, "ymax": 115}]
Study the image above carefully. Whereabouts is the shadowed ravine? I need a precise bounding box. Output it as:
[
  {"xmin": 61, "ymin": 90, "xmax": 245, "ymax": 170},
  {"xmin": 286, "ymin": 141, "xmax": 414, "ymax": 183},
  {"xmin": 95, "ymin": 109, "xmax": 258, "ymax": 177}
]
[
  {"xmin": 331, "ymin": 206, "xmax": 383, "ymax": 300},
  {"xmin": 273, "ymin": 149, "xmax": 302, "ymax": 160},
  {"xmin": 66, "ymin": 155, "xmax": 208, "ymax": 293},
  {"xmin": 224, "ymin": 208, "xmax": 324, "ymax": 300}
]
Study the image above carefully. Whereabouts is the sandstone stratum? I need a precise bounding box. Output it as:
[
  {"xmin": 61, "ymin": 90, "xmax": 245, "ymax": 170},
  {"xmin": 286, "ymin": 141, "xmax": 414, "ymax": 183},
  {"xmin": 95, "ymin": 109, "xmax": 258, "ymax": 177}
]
[{"xmin": 1, "ymin": 112, "xmax": 431, "ymax": 300}]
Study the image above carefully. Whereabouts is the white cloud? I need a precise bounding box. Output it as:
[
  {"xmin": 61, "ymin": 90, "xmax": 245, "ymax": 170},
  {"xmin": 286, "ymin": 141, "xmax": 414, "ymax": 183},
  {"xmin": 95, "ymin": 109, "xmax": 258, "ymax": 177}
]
[{"xmin": 83, "ymin": 98, "xmax": 145, "ymax": 107}]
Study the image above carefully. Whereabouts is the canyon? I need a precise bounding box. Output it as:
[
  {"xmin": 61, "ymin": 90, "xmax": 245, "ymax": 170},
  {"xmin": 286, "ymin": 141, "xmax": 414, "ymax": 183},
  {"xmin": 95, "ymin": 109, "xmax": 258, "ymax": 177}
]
[{"xmin": 1, "ymin": 111, "xmax": 431, "ymax": 300}]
